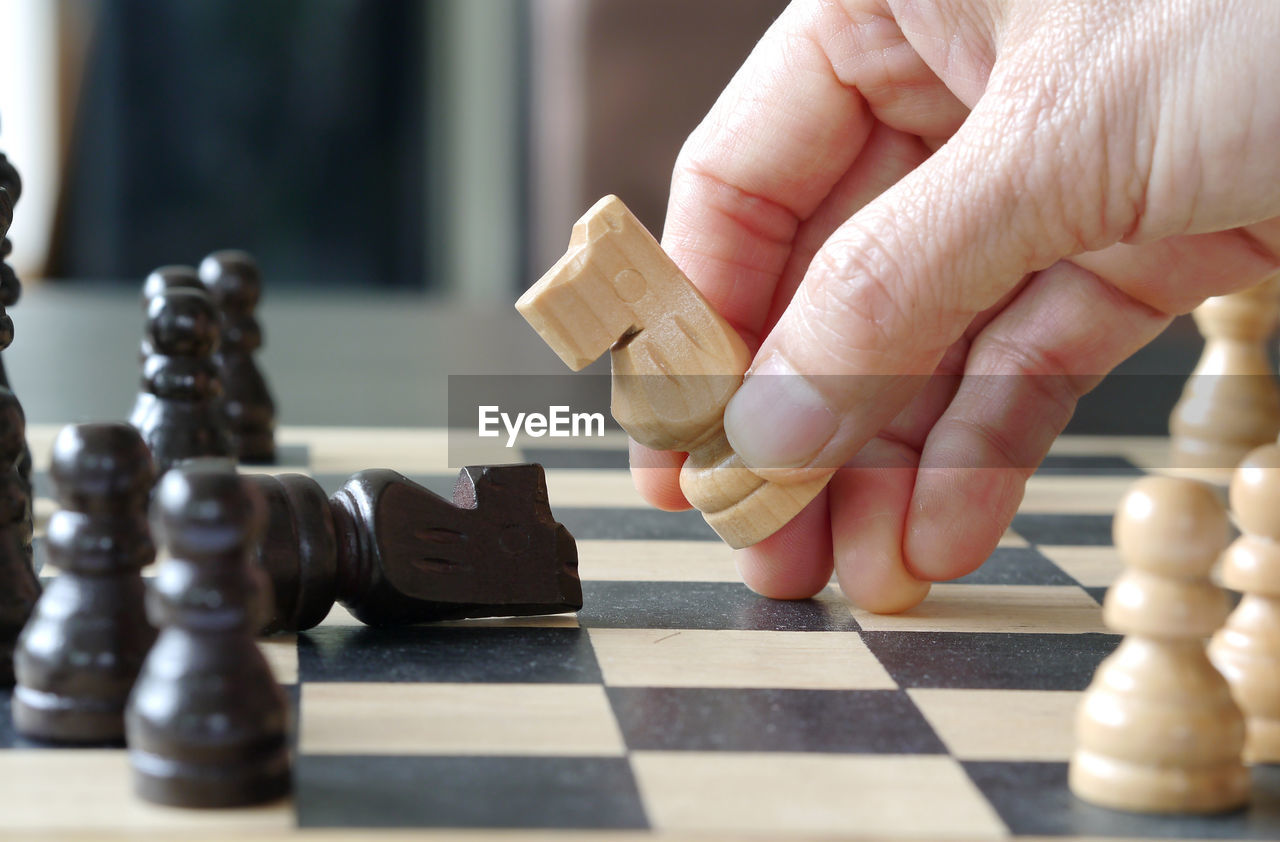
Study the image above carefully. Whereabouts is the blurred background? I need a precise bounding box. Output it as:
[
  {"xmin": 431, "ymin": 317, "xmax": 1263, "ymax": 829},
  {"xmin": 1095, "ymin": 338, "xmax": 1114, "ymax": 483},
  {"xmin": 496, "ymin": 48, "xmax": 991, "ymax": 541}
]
[
  {"xmin": 0, "ymin": 0, "xmax": 788, "ymax": 297},
  {"xmin": 0, "ymin": 0, "xmax": 1204, "ymax": 433}
]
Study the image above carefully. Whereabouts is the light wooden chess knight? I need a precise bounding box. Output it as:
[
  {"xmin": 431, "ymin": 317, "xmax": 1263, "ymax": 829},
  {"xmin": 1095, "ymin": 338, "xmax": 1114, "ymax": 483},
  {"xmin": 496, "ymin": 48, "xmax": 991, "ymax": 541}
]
[{"xmin": 517, "ymin": 195, "xmax": 828, "ymax": 548}]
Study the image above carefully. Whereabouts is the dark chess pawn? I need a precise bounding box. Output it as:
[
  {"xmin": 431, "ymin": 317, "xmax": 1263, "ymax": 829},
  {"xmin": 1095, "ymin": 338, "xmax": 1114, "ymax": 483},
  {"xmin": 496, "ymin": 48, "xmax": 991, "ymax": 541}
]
[
  {"xmin": 199, "ymin": 251, "xmax": 276, "ymax": 463},
  {"xmin": 0, "ymin": 387, "xmax": 40, "ymax": 686},
  {"xmin": 129, "ymin": 266, "xmax": 202, "ymax": 429},
  {"xmin": 13, "ymin": 424, "xmax": 156, "ymax": 742},
  {"xmin": 249, "ymin": 463, "xmax": 580, "ymax": 632},
  {"xmin": 0, "ymin": 150, "xmax": 21, "ymax": 331},
  {"xmin": 0, "ymin": 186, "xmax": 28, "ymax": 550},
  {"xmin": 126, "ymin": 463, "xmax": 290, "ymax": 808},
  {"xmin": 0, "ymin": 151, "xmax": 20, "ymax": 209},
  {"xmin": 0, "ymin": 152, "xmax": 23, "ymax": 393},
  {"xmin": 131, "ymin": 287, "xmax": 234, "ymax": 475}
]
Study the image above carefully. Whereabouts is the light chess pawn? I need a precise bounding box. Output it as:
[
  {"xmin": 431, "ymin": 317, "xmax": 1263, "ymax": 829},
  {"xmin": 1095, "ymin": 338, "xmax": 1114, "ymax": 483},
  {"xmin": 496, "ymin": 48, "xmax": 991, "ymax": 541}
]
[
  {"xmin": 1070, "ymin": 476, "xmax": 1248, "ymax": 814},
  {"xmin": 1210, "ymin": 443, "xmax": 1280, "ymax": 763}
]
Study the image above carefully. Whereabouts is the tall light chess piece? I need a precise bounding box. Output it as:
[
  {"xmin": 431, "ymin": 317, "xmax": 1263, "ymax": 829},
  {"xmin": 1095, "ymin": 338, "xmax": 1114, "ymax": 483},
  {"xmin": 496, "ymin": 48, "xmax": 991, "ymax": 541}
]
[
  {"xmin": 1170, "ymin": 279, "xmax": 1280, "ymax": 474},
  {"xmin": 1070, "ymin": 476, "xmax": 1248, "ymax": 814},
  {"xmin": 1209, "ymin": 443, "xmax": 1280, "ymax": 763}
]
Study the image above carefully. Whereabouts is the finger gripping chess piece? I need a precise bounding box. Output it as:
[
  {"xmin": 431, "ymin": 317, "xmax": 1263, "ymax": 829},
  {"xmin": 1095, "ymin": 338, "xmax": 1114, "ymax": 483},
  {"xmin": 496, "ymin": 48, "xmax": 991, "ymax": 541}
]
[
  {"xmin": 126, "ymin": 464, "xmax": 290, "ymax": 808},
  {"xmin": 1170, "ymin": 279, "xmax": 1280, "ymax": 473},
  {"xmin": 516, "ymin": 195, "xmax": 828, "ymax": 548},
  {"xmin": 200, "ymin": 251, "xmax": 276, "ymax": 463},
  {"xmin": 13, "ymin": 424, "xmax": 156, "ymax": 742},
  {"xmin": 131, "ymin": 286, "xmax": 235, "ymax": 475},
  {"xmin": 1070, "ymin": 476, "xmax": 1248, "ymax": 814},
  {"xmin": 247, "ymin": 464, "xmax": 581, "ymax": 632},
  {"xmin": 0, "ymin": 387, "xmax": 39, "ymax": 685},
  {"xmin": 1209, "ymin": 443, "xmax": 1280, "ymax": 763}
]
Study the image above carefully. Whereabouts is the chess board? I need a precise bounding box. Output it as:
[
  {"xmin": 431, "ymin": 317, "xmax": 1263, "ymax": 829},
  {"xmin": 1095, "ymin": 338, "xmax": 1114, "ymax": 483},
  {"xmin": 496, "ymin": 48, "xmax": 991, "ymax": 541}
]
[{"xmin": 4, "ymin": 423, "xmax": 1279, "ymax": 840}]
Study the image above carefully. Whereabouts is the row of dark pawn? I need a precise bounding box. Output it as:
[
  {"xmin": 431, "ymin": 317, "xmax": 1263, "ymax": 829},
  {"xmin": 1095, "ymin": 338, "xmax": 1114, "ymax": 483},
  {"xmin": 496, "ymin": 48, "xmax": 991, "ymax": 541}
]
[
  {"xmin": 6, "ymin": 413, "xmax": 582, "ymax": 809},
  {"xmin": 11, "ymin": 424, "xmax": 287, "ymax": 808},
  {"xmin": 0, "ymin": 252, "xmax": 581, "ymax": 808},
  {"xmin": 132, "ymin": 252, "xmax": 276, "ymax": 474}
]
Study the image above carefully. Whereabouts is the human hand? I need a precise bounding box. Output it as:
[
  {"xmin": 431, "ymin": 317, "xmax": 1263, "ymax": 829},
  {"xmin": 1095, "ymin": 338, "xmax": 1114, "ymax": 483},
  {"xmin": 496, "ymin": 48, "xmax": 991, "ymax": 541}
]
[{"xmin": 631, "ymin": 0, "xmax": 1280, "ymax": 612}]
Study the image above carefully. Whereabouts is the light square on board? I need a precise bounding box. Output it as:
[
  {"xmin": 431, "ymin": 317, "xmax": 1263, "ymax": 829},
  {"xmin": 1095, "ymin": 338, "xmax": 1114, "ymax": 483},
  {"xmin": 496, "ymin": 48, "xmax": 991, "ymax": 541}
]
[
  {"xmin": 1037, "ymin": 545, "xmax": 1122, "ymax": 588},
  {"xmin": 258, "ymin": 635, "xmax": 299, "ymax": 685},
  {"xmin": 285, "ymin": 427, "xmax": 458, "ymax": 474},
  {"xmin": 234, "ymin": 443, "xmax": 311, "ymax": 474},
  {"xmin": 998, "ymin": 529, "xmax": 1029, "ymax": 548},
  {"xmin": 630, "ymin": 752, "xmax": 1006, "ymax": 838},
  {"xmin": 541, "ymin": 468, "xmax": 647, "ymax": 508},
  {"xmin": 909, "ymin": 688, "xmax": 1081, "ymax": 761},
  {"xmin": 523, "ymin": 445, "xmax": 631, "ymax": 468},
  {"xmin": 587, "ymin": 628, "xmax": 894, "ymax": 689},
  {"xmin": 25, "ymin": 423, "xmax": 61, "ymax": 473},
  {"xmin": 1020, "ymin": 474, "xmax": 1134, "ymax": 515},
  {"xmin": 299, "ymin": 683, "xmax": 625, "ymax": 756},
  {"xmin": 575, "ymin": 539, "xmax": 740, "ymax": 582},
  {"xmin": 0, "ymin": 751, "xmax": 291, "ymax": 832},
  {"xmin": 852, "ymin": 584, "xmax": 1107, "ymax": 634}
]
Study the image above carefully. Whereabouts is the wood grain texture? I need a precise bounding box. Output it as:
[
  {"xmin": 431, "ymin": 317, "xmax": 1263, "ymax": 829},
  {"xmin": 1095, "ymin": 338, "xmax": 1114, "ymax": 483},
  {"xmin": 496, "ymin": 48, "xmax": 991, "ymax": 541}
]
[
  {"xmin": 1170, "ymin": 278, "xmax": 1280, "ymax": 474},
  {"xmin": 200, "ymin": 251, "xmax": 277, "ymax": 464},
  {"xmin": 1071, "ymin": 477, "xmax": 1248, "ymax": 814},
  {"xmin": 1211, "ymin": 444, "xmax": 1280, "ymax": 763},
  {"xmin": 13, "ymin": 423, "xmax": 155, "ymax": 743},
  {"xmin": 247, "ymin": 465, "xmax": 582, "ymax": 632},
  {"xmin": 516, "ymin": 195, "xmax": 827, "ymax": 548},
  {"xmin": 126, "ymin": 465, "xmax": 290, "ymax": 808}
]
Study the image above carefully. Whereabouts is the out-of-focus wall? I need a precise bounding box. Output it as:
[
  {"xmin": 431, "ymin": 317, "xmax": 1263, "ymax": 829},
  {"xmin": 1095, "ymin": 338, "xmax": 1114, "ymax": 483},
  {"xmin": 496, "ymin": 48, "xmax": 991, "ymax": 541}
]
[
  {"xmin": 0, "ymin": 0, "xmax": 91, "ymax": 281},
  {"xmin": 0, "ymin": 0, "xmax": 788, "ymax": 296},
  {"xmin": 528, "ymin": 0, "xmax": 787, "ymax": 279}
]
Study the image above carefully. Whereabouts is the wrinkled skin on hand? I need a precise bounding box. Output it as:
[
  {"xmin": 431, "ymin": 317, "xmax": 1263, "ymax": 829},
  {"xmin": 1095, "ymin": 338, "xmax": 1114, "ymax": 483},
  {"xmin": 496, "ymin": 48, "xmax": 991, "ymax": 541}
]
[{"xmin": 631, "ymin": 0, "xmax": 1280, "ymax": 612}]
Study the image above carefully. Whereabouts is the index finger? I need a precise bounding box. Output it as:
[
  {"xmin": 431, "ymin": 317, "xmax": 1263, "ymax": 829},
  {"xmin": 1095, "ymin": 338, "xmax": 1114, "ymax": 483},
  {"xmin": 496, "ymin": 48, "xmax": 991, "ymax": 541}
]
[{"xmin": 661, "ymin": 0, "xmax": 967, "ymax": 340}]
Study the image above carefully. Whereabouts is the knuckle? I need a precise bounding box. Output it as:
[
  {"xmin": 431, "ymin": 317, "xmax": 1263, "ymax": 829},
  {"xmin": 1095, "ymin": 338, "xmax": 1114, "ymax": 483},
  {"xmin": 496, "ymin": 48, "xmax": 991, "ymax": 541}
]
[
  {"xmin": 969, "ymin": 330, "xmax": 1091, "ymax": 419},
  {"xmin": 802, "ymin": 227, "xmax": 921, "ymax": 359}
]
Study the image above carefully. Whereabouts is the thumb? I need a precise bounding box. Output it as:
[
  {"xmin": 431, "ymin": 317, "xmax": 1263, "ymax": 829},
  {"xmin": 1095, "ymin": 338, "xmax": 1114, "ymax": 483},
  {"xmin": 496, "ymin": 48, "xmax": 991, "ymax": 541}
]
[{"xmin": 723, "ymin": 97, "xmax": 1094, "ymax": 475}]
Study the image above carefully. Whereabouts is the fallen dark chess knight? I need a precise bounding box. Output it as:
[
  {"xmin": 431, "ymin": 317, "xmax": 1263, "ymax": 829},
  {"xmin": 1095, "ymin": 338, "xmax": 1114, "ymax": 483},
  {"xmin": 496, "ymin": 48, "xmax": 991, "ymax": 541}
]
[{"xmin": 247, "ymin": 463, "xmax": 582, "ymax": 632}]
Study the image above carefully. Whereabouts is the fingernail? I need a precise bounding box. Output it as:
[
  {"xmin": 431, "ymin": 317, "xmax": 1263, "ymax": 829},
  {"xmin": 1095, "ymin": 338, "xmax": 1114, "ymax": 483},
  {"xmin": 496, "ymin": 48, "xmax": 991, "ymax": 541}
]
[{"xmin": 724, "ymin": 353, "xmax": 837, "ymax": 469}]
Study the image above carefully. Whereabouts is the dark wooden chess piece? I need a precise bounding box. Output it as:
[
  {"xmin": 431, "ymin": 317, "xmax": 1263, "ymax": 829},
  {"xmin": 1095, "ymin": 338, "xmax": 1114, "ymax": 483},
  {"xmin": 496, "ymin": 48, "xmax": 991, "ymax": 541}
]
[
  {"xmin": 200, "ymin": 251, "xmax": 276, "ymax": 463},
  {"xmin": 131, "ymin": 287, "xmax": 235, "ymax": 475},
  {"xmin": 13, "ymin": 424, "xmax": 157, "ymax": 743},
  {"xmin": 248, "ymin": 463, "xmax": 581, "ymax": 632},
  {"xmin": 126, "ymin": 463, "xmax": 290, "ymax": 808},
  {"xmin": 130, "ymin": 266, "xmax": 203, "ymax": 429},
  {"xmin": 142, "ymin": 264, "xmax": 203, "ymax": 302},
  {"xmin": 0, "ymin": 386, "xmax": 40, "ymax": 686},
  {"xmin": 0, "ymin": 152, "xmax": 22, "ymax": 399},
  {"xmin": 0, "ymin": 179, "xmax": 30, "ymax": 549}
]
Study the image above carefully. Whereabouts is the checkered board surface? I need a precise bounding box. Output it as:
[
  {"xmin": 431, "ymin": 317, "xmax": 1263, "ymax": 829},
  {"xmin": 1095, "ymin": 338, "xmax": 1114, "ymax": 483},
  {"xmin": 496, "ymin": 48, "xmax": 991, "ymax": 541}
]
[{"xmin": 3, "ymin": 425, "xmax": 1279, "ymax": 840}]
